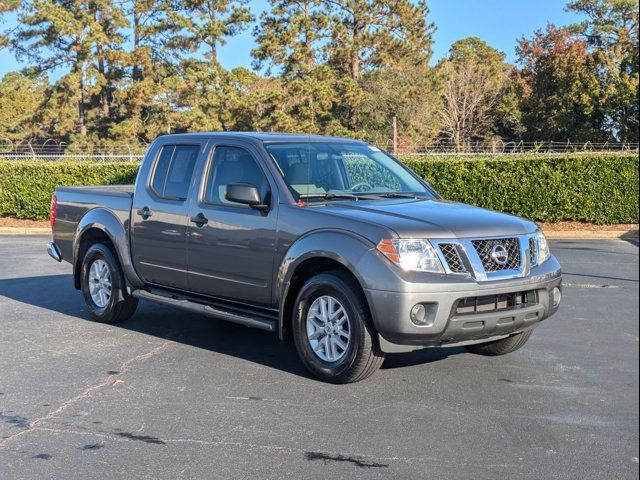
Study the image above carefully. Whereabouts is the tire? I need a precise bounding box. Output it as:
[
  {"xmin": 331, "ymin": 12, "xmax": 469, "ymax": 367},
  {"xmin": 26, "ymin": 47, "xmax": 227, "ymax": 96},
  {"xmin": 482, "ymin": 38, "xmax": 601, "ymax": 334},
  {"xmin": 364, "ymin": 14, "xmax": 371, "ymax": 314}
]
[
  {"xmin": 292, "ymin": 271, "xmax": 385, "ymax": 383},
  {"xmin": 80, "ymin": 243, "xmax": 138, "ymax": 324},
  {"xmin": 464, "ymin": 330, "xmax": 533, "ymax": 356}
]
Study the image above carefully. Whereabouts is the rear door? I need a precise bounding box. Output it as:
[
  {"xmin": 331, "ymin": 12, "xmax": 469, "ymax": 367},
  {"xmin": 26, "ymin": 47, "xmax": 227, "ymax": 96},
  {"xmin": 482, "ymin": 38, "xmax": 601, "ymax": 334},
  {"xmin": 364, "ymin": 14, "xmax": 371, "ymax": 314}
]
[
  {"xmin": 131, "ymin": 141, "xmax": 205, "ymax": 290},
  {"xmin": 186, "ymin": 141, "xmax": 278, "ymax": 306}
]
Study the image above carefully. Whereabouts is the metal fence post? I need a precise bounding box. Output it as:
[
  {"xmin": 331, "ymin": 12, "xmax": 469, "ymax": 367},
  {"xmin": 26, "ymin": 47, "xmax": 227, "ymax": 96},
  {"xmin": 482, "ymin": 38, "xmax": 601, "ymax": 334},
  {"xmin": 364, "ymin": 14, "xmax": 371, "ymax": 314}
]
[{"xmin": 392, "ymin": 116, "xmax": 398, "ymax": 155}]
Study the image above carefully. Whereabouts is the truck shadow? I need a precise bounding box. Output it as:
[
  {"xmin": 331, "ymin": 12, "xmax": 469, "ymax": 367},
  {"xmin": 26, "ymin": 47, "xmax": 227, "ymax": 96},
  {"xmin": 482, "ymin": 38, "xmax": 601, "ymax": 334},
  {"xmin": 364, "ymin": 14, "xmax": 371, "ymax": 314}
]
[{"xmin": 0, "ymin": 274, "xmax": 464, "ymax": 379}]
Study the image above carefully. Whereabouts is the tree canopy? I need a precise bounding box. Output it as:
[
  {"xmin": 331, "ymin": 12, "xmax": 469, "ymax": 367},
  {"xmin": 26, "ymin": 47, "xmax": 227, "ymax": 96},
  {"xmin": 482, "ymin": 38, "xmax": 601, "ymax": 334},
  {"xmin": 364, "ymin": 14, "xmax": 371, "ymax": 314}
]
[{"xmin": 0, "ymin": 0, "xmax": 637, "ymax": 147}]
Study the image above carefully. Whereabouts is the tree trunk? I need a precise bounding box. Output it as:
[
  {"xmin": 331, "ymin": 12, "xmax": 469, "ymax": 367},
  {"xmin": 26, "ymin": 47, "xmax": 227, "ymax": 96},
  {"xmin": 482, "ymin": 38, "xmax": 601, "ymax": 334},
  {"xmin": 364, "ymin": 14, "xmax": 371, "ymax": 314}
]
[
  {"xmin": 97, "ymin": 46, "xmax": 110, "ymax": 117},
  {"xmin": 133, "ymin": 6, "xmax": 142, "ymax": 82},
  {"xmin": 79, "ymin": 76, "xmax": 87, "ymax": 136}
]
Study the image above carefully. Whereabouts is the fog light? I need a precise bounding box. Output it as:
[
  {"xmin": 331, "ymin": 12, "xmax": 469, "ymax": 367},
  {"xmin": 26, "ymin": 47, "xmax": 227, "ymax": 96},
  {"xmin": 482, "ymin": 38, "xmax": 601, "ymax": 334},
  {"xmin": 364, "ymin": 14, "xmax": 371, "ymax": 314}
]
[
  {"xmin": 410, "ymin": 303, "xmax": 437, "ymax": 326},
  {"xmin": 552, "ymin": 287, "xmax": 562, "ymax": 308}
]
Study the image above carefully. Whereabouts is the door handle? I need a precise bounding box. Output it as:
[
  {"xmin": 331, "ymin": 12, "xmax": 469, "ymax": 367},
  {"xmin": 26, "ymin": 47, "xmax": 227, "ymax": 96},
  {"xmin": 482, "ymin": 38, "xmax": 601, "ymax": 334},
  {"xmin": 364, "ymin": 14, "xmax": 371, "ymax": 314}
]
[
  {"xmin": 190, "ymin": 212, "xmax": 209, "ymax": 227},
  {"xmin": 137, "ymin": 206, "xmax": 152, "ymax": 219}
]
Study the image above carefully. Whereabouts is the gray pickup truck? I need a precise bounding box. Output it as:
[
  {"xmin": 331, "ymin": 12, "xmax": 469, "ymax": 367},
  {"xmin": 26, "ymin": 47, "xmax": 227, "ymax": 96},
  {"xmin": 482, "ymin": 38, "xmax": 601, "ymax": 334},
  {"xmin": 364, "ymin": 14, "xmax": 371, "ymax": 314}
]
[{"xmin": 47, "ymin": 132, "xmax": 562, "ymax": 383}]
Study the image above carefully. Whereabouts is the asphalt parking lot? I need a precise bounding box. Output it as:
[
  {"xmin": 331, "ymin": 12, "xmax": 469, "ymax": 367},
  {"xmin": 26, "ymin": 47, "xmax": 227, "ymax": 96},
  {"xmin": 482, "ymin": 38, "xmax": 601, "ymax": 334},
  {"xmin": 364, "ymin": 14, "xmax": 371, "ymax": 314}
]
[{"xmin": 0, "ymin": 236, "xmax": 638, "ymax": 479}]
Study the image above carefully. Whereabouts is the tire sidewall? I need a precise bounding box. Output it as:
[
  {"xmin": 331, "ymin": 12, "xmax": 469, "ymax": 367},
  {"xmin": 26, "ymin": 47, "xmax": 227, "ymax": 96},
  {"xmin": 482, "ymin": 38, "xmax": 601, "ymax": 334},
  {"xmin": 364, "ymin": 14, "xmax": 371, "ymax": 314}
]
[
  {"xmin": 292, "ymin": 274, "xmax": 367, "ymax": 381},
  {"xmin": 81, "ymin": 244, "xmax": 123, "ymax": 322}
]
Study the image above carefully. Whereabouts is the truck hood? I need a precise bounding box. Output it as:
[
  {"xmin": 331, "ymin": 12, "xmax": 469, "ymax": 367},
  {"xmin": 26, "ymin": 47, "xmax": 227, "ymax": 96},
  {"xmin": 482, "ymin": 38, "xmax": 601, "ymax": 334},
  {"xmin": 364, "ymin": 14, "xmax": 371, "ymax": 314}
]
[{"xmin": 321, "ymin": 198, "xmax": 537, "ymax": 239}]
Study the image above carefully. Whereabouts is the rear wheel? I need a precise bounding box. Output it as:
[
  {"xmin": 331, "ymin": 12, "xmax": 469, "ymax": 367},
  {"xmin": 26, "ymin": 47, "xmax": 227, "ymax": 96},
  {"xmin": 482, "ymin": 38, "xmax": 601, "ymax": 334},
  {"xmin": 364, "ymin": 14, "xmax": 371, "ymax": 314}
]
[
  {"xmin": 292, "ymin": 272, "xmax": 385, "ymax": 383},
  {"xmin": 80, "ymin": 243, "xmax": 138, "ymax": 324},
  {"xmin": 464, "ymin": 330, "xmax": 533, "ymax": 356}
]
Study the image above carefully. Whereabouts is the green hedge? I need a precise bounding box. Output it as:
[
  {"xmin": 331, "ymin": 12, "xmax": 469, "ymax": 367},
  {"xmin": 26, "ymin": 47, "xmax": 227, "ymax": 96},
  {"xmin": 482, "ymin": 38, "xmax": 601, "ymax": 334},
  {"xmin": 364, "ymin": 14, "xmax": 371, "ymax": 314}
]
[
  {"xmin": 0, "ymin": 161, "xmax": 139, "ymax": 220},
  {"xmin": 397, "ymin": 154, "xmax": 638, "ymax": 224},
  {"xmin": 0, "ymin": 154, "xmax": 638, "ymax": 224}
]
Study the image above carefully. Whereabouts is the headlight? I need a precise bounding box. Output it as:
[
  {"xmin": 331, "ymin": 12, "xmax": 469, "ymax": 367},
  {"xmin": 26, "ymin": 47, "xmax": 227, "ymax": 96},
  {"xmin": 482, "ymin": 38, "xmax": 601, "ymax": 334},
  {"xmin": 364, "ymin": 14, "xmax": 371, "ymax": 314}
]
[
  {"xmin": 536, "ymin": 229, "xmax": 551, "ymax": 265},
  {"xmin": 377, "ymin": 239, "xmax": 445, "ymax": 273}
]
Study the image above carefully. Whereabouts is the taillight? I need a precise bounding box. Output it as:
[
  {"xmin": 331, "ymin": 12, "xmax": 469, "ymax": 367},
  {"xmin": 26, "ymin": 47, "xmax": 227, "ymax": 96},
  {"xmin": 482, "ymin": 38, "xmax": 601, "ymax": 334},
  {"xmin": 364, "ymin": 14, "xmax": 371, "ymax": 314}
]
[{"xmin": 50, "ymin": 194, "xmax": 57, "ymax": 231}]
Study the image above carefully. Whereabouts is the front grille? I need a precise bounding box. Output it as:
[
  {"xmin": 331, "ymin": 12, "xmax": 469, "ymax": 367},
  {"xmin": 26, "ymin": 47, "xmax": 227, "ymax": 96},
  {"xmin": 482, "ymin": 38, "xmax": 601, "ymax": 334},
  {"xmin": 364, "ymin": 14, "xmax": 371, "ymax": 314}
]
[
  {"xmin": 455, "ymin": 290, "xmax": 538, "ymax": 316},
  {"xmin": 529, "ymin": 237, "xmax": 537, "ymax": 265},
  {"xmin": 471, "ymin": 238, "xmax": 521, "ymax": 272},
  {"xmin": 439, "ymin": 243, "xmax": 466, "ymax": 273}
]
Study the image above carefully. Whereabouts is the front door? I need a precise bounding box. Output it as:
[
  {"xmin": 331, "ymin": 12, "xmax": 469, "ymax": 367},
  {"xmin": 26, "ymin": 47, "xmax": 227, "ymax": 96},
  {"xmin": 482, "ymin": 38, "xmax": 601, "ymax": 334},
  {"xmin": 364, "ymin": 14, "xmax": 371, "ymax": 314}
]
[
  {"xmin": 186, "ymin": 144, "xmax": 277, "ymax": 306},
  {"xmin": 131, "ymin": 142, "xmax": 203, "ymax": 290}
]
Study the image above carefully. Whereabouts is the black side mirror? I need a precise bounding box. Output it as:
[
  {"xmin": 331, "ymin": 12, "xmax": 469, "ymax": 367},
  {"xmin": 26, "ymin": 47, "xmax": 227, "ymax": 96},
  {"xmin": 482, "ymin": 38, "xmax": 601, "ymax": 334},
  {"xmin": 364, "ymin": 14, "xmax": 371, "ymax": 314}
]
[{"xmin": 225, "ymin": 183, "xmax": 269, "ymax": 211}]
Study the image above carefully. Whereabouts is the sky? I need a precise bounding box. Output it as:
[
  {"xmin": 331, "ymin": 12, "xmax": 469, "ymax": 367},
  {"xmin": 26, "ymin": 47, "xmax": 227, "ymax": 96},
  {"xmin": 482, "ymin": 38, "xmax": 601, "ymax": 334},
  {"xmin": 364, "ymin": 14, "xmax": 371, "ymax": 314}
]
[{"xmin": 0, "ymin": 0, "xmax": 584, "ymax": 79}]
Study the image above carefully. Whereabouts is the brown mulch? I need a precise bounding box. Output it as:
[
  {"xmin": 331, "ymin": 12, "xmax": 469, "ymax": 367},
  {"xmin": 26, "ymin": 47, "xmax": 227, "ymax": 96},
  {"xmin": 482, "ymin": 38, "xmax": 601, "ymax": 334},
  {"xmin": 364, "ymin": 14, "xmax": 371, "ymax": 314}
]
[
  {"xmin": 0, "ymin": 217, "xmax": 50, "ymax": 228},
  {"xmin": 538, "ymin": 221, "xmax": 638, "ymax": 232}
]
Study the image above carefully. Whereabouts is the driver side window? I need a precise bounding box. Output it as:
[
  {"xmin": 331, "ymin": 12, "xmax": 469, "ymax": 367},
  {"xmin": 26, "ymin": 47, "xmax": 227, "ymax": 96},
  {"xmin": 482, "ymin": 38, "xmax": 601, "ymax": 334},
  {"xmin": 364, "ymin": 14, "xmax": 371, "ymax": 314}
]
[{"xmin": 205, "ymin": 146, "xmax": 269, "ymax": 206}]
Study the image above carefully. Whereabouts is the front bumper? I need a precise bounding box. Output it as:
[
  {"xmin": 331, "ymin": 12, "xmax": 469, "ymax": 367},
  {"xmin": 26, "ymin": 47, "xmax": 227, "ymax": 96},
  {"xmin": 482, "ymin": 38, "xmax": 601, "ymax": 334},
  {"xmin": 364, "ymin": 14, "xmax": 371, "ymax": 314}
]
[{"xmin": 364, "ymin": 256, "xmax": 562, "ymax": 353}]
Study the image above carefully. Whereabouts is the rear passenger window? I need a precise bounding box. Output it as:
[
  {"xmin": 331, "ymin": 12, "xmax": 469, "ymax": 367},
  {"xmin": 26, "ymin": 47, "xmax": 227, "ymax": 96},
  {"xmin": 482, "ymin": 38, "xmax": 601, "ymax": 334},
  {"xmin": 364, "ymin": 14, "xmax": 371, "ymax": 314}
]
[{"xmin": 151, "ymin": 145, "xmax": 200, "ymax": 200}]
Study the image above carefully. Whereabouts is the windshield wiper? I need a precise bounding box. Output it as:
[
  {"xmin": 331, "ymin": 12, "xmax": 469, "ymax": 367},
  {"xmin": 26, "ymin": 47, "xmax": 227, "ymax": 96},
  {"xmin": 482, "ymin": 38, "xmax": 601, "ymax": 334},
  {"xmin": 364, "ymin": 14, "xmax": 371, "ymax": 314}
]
[
  {"xmin": 356, "ymin": 192, "xmax": 420, "ymax": 199},
  {"xmin": 298, "ymin": 193, "xmax": 358, "ymax": 201}
]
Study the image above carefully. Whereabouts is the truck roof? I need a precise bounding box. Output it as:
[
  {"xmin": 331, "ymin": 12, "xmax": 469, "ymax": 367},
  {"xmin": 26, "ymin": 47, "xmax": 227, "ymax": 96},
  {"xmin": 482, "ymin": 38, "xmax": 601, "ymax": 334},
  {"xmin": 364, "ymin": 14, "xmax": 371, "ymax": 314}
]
[{"xmin": 155, "ymin": 131, "xmax": 367, "ymax": 144}]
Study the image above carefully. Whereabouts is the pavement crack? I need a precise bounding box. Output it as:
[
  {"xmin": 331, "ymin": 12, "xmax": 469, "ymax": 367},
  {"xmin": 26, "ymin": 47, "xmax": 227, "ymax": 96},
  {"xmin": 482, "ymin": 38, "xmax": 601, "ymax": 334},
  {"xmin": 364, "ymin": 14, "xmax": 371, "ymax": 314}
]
[
  {"xmin": 18, "ymin": 426, "xmax": 518, "ymax": 470},
  {"xmin": 305, "ymin": 451, "xmax": 389, "ymax": 468},
  {"xmin": 0, "ymin": 339, "xmax": 173, "ymax": 447}
]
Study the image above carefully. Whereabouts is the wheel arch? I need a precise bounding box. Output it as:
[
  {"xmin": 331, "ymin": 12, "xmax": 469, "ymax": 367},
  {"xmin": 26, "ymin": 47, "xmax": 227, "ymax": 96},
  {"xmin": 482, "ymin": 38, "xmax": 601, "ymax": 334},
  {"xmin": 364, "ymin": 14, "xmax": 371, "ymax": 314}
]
[
  {"xmin": 276, "ymin": 230, "xmax": 375, "ymax": 341},
  {"xmin": 73, "ymin": 208, "xmax": 143, "ymax": 290}
]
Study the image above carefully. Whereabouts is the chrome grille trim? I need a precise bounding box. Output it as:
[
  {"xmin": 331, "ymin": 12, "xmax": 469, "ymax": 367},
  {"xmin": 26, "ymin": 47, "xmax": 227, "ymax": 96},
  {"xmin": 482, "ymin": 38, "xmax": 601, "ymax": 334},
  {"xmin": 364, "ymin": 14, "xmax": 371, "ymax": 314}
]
[{"xmin": 431, "ymin": 233, "xmax": 537, "ymax": 282}]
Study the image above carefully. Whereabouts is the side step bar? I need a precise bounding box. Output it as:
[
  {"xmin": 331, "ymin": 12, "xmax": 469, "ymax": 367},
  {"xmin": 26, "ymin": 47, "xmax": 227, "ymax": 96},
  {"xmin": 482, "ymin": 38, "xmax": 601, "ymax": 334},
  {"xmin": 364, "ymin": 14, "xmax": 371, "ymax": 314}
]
[{"xmin": 131, "ymin": 289, "xmax": 277, "ymax": 332}]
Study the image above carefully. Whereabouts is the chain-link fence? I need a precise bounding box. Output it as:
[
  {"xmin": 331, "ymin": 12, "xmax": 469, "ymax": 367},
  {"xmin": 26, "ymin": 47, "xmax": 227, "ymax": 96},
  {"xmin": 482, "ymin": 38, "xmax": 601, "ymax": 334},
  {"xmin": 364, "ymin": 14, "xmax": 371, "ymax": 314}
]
[
  {"xmin": 0, "ymin": 138, "xmax": 637, "ymax": 161},
  {"xmin": 379, "ymin": 139, "xmax": 640, "ymax": 155},
  {"xmin": 0, "ymin": 139, "xmax": 147, "ymax": 161}
]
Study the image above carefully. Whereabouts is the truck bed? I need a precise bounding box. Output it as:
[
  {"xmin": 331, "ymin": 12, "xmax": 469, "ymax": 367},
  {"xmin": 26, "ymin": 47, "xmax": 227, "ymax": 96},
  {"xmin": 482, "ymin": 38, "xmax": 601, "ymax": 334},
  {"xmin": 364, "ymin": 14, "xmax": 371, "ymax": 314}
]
[{"xmin": 53, "ymin": 185, "xmax": 134, "ymax": 263}]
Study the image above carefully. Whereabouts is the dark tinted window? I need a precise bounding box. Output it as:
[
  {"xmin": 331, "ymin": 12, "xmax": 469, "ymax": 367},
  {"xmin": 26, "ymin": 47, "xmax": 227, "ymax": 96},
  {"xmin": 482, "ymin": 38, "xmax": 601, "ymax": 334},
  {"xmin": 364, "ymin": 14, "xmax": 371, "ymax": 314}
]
[
  {"xmin": 205, "ymin": 146, "xmax": 268, "ymax": 205},
  {"xmin": 150, "ymin": 146, "xmax": 173, "ymax": 195},
  {"xmin": 151, "ymin": 145, "xmax": 199, "ymax": 200}
]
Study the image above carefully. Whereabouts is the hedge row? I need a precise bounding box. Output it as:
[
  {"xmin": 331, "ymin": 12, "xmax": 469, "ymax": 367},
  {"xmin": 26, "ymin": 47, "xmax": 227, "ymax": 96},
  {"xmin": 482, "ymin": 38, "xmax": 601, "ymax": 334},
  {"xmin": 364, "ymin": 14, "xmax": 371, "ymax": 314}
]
[
  {"xmin": 0, "ymin": 161, "xmax": 139, "ymax": 220},
  {"xmin": 398, "ymin": 154, "xmax": 638, "ymax": 225},
  {"xmin": 0, "ymin": 154, "xmax": 637, "ymax": 224}
]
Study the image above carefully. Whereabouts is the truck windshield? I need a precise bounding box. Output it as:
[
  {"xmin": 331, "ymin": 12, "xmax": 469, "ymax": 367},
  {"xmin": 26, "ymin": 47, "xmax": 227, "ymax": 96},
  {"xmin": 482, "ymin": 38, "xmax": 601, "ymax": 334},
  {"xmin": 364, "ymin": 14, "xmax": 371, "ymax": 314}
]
[{"xmin": 264, "ymin": 142, "xmax": 435, "ymax": 201}]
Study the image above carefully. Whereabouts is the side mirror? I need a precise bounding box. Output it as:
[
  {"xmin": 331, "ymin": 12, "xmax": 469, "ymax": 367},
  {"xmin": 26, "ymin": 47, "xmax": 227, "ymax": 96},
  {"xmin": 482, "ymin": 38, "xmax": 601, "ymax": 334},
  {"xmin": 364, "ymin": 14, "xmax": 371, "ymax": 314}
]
[{"xmin": 225, "ymin": 183, "xmax": 269, "ymax": 211}]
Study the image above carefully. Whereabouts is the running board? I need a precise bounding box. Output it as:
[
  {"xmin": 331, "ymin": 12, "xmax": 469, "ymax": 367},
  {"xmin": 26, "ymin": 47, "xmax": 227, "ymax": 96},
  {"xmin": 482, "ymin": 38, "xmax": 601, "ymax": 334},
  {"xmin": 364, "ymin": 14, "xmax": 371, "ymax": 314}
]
[{"xmin": 131, "ymin": 289, "xmax": 277, "ymax": 332}]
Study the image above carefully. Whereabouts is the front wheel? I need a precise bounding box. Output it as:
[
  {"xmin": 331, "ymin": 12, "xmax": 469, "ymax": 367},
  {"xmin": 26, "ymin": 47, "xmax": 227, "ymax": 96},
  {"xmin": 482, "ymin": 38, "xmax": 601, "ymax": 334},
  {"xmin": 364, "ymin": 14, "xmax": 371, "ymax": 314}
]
[
  {"xmin": 292, "ymin": 272, "xmax": 385, "ymax": 383},
  {"xmin": 464, "ymin": 330, "xmax": 533, "ymax": 356},
  {"xmin": 80, "ymin": 243, "xmax": 138, "ymax": 324}
]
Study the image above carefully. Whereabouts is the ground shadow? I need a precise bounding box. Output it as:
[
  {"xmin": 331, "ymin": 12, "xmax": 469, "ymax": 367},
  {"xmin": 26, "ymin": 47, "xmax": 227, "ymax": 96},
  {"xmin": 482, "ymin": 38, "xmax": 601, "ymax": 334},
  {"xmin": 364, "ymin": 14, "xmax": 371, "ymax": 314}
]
[
  {"xmin": 0, "ymin": 274, "xmax": 464, "ymax": 379},
  {"xmin": 381, "ymin": 346, "xmax": 465, "ymax": 369}
]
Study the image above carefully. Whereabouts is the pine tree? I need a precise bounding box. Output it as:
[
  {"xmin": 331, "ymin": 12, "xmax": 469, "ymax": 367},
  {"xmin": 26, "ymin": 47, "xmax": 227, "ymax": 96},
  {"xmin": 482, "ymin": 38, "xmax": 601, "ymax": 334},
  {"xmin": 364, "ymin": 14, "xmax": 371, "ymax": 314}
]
[
  {"xmin": 252, "ymin": 0, "xmax": 337, "ymax": 132},
  {"xmin": 325, "ymin": 0, "xmax": 435, "ymax": 130},
  {"xmin": 253, "ymin": 0, "xmax": 327, "ymax": 78},
  {"xmin": 0, "ymin": 70, "xmax": 49, "ymax": 142},
  {"xmin": 127, "ymin": 0, "xmax": 191, "ymax": 81},
  {"xmin": 108, "ymin": 0, "xmax": 191, "ymax": 142},
  {"xmin": 326, "ymin": 0, "xmax": 435, "ymax": 80},
  {"xmin": 0, "ymin": 0, "xmax": 19, "ymax": 48},
  {"xmin": 13, "ymin": 0, "xmax": 128, "ymax": 138},
  {"xmin": 184, "ymin": 0, "xmax": 253, "ymax": 64}
]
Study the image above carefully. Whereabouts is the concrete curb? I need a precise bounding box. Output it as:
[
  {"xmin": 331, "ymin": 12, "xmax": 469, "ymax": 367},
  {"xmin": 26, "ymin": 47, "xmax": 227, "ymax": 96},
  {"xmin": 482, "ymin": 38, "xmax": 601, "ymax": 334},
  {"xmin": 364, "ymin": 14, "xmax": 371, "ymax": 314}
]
[
  {"xmin": 0, "ymin": 227, "xmax": 51, "ymax": 235},
  {"xmin": 0, "ymin": 226, "xmax": 637, "ymax": 239},
  {"xmin": 544, "ymin": 230, "xmax": 638, "ymax": 240}
]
